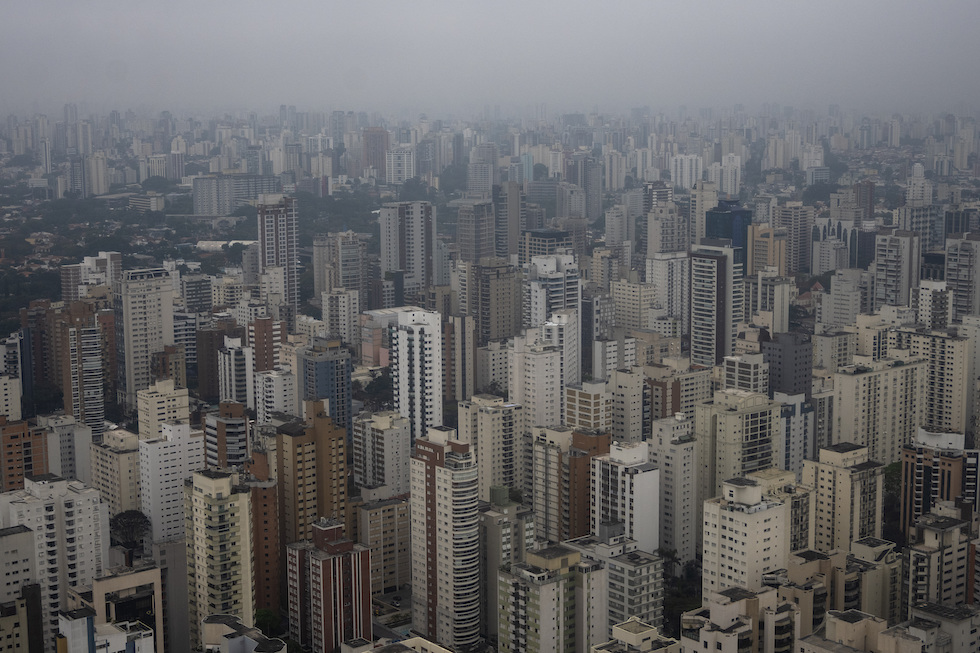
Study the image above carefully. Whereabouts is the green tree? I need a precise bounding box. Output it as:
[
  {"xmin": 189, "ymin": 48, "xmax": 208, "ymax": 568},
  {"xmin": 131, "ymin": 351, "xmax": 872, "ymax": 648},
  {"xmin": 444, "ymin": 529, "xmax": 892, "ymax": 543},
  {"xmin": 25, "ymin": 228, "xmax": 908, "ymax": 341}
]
[
  {"xmin": 140, "ymin": 176, "xmax": 174, "ymax": 193},
  {"xmin": 533, "ymin": 163, "xmax": 549, "ymax": 181},
  {"xmin": 254, "ymin": 608, "xmax": 279, "ymax": 637},
  {"xmin": 398, "ymin": 177, "xmax": 434, "ymax": 202},
  {"xmin": 110, "ymin": 510, "xmax": 151, "ymax": 549}
]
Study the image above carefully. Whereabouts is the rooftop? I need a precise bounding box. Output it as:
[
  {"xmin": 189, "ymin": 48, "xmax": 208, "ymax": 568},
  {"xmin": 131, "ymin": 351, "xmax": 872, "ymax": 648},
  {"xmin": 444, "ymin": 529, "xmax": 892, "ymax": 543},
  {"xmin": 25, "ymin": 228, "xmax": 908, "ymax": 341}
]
[
  {"xmin": 913, "ymin": 602, "xmax": 980, "ymax": 622},
  {"xmin": 824, "ymin": 442, "xmax": 864, "ymax": 453},
  {"xmin": 718, "ymin": 587, "xmax": 758, "ymax": 602},
  {"xmin": 535, "ymin": 544, "xmax": 575, "ymax": 559}
]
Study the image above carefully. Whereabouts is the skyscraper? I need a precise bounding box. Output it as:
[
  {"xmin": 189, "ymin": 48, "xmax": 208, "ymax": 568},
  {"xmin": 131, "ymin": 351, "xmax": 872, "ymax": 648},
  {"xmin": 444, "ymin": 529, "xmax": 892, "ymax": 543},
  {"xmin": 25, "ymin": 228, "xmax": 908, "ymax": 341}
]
[
  {"xmin": 185, "ymin": 470, "xmax": 254, "ymax": 648},
  {"xmin": 379, "ymin": 201, "xmax": 437, "ymax": 297},
  {"xmin": 457, "ymin": 199, "xmax": 496, "ymax": 264},
  {"xmin": 114, "ymin": 269, "xmax": 175, "ymax": 411},
  {"xmin": 257, "ymin": 194, "xmax": 299, "ymax": 322},
  {"xmin": 296, "ymin": 337, "xmax": 353, "ymax": 432},
  {"xmin": 391, "ymin": 309, "xmax": 443, "ymax": 442},
  {"xmin": 411, "ymin": 426, "xmax": 481, "ymax": 650},
  {"xmin": 872, "ymin": 229, "xmax": 920, "ymax": 310},
  {"xmin": 690, "ymin": 243, "xmax": 744, "ymax": 368}
]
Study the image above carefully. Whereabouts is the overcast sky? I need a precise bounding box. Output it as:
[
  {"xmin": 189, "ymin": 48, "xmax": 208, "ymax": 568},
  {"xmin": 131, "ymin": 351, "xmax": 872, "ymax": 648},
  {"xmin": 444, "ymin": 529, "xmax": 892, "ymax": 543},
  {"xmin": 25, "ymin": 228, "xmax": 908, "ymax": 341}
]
[{"xmin": 3, "ymin": 0, "xmax": 979, "ymax": 118}]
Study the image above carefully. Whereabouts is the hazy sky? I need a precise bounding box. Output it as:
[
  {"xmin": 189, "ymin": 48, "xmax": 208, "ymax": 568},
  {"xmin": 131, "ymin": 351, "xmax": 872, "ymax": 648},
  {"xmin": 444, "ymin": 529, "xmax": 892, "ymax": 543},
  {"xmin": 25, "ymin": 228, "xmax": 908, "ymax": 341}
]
[{"xmin": 3, "ymin": 0, "xmax": 980, "ymax": 118}]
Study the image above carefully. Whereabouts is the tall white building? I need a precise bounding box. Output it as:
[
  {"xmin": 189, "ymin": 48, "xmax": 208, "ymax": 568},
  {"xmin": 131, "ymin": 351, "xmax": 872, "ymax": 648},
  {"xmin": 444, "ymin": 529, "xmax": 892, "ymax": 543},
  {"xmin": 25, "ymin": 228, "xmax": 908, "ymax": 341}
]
[
  {"xmin": 523, "ymin": 253, "xmax": 581, "ymax": 328},
  {"xmin": 591, "ymin": 441, "xmax": 660, "ymax": 554},
  {"xmin": 872, "ymin": 229, "xmax": 921, "ymax": 310},
  {"xmin": 649, "ymin": 413, "xmax": 698, "ymax": 565},
  {"xmin": 218, "ymin": 337, "xmax": 253, "ymax": 405},
  {"xmin": 411, "ymin": 427, "xmax": 481, "ymax": 650},
  {"xmin": 646, "ymin": 252, "xmax": 691, "ymax": 335},
  {"xmin": 540, "ymin": 308, "xmax": 581, "ymax": 388},
  {"xmin": 253, "ymin": 368, "xmax": 297, "ymax": 425},
  {"xmin": 719, "ymin": 153, "xmax": 741, "ymax": 196},
  {"xmin": 114, "ymin": 268, "xmax": 175, "ymax": 411},
  {"xmin": 140, "ymin": 421, "xmax": 206, "ymax": 543},
  {"xmin": 702, "ymin": 477, "xmax": 789, "ymax": 597},
  {"xmin": 457, "ymin": 394, "xmax": 524, "ymax": 501},
  {"xmin": 508, "ymin": 334, "xmax": 563, "ymax": 430},
  {"xmin": 391, "ymin": 309, "xmax": 443, "ymax": 442},
  {"xmin": 321, "ymin": 288, "xmax": 360, "ymax": 346},
  {"xmin": 385, "ymin": 146, "xmax": 416, "ymax": 185},
  {"xmin": 671, "ymin": 154, "xmax": 702, "ymax": 191},
  {"xmin": 257, "ymin": 194, "xmax": 300, "ymax": 314},
  {"xmin": 691, "ymin": 243, "xmax": 743, "ymax": 367},
  {"xmin": 351, "ymin": 411, "xmax": 411, "ymax": 497},
  {"xmin": 0, "ymin": 475, "xmax": 109, "ymax": 647},
  {"xmin": 380, "ymin": 201, "xmax": 436, "ymax": 295}
]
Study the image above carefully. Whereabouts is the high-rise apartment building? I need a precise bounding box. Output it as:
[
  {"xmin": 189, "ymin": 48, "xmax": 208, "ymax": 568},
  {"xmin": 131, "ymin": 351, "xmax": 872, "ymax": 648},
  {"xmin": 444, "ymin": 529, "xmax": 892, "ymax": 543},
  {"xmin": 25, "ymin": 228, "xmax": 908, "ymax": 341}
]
[
  {"xmin": 646, "ymin": 252, "xmax": 691, "ymax": 335},
  {"xmin": 380, "ymin": 201, "xmax": 436, "ymax": 296},
  {"xmin": 0, "ymin": 475, "xmax": 108, "ymax": 648},
  {"xmin": 479, "ymin": 487, "xmax": 535, "ymax": 646},
  {"xmin": 832, "ymin": 355, "xmax": 925, "ymax": 465},
  {"xmin": 872, "ymin": 229, "xmax": 920, "ymax": 310},
  {"xmin": 695, "ymin": 390, "xmax": 784, "ymax": 504},
  {"xmin": 899, "ymin": 427, "xmax": 980, "ymax": 537},
  {"xmin": 136, "ymin": 379, "xmax": 189, "ymax": 440},
  {"xmin": 493, "ymin": 181, "xmax": 526, "ymax": 259},
  {"xmin": 391, "ymin": 309, "xmax": 443, "ymax": 442},
  {"xmin": 0, "ymin": 417, "xmax": 48, "ymax": 492},
  {"xmin": 690, "ymin": 243, "xmax": 744, "ymax": 367},
  {"xmin": 203, "ymin": 402, "xmax": 248, "ymax": 469},
  {"xmin": 457, "ymin": 199, "xmax": 496, "ymax": 264},
  {"xmin": 296, "ymin": 337, "xmax": 353, "ymax": 432},
  {"xmin": 88, "ymin": 428, "xmax": 140, "ymax": 516},
  {"xmin": 255, "ymin": 195, "xmax": 296, "ymax": 306},
  {"xmin": 523, "ymin": 253, "xmax": 581, "ymax": 328},
  {"xmin": 689, "ymin": 180, "xmax": 719, "ymax": 247},
  {"xmin": 60, "ymin": 251, "xmax": 121, "ymax": 303},
  {"xmin": 351, "ymin": 411, "xmax": 411, "ymax": 497},
  {"xmin": 906, "ymin": 512, "xmax": 972, "ymax": 615},
  {"xmin": 591, "ymin": 441, "xmax": 660, "ymax": 554},
  {"xmin": 457, "ymin": 394, "xmax": 523, "ymax": 501},
  {"xmin": 889, "ymin": 327, "xmax": 971, "ymax": 434},
  {"xmin": 114, "ymin": 269, "xmax": 174, "ymax": 411},
  {"xmin": 649, "ymin": 413, "xmax": 698, "ymax": 565},
  {"xmin": 944, "ymin": 232, "xmax": 980, "ymax": 321},
  {"xmin": 140, "ymin": 421, "xmax": 205, "ymax": 543},
  {"xmin": 276, "ymin": 402, "xmax": 348, "ymax": 546},
  {"xmin": 185, "ymin": 469, "xmax": 254, "ymax": 648},
  {"xmin": 773, "ymin": 201, "xmax": 815, "ymax": 275},
  {"xmin": 496, "ymin": 546, "xmax": 606, "ymax": 653},
  {"xmin": 801, "ymin": 444, "xmax": 883, "ymax": 554},
  {"xmin": 702, "ymin": 478, "xmax": 790, "ymax": 597},
  {"xmin": 671, "ymin": 154, "xmax": 702, "ymax": 191},
  {"xmin": 286, "ymin": 518, "xmax": 371, "ymax": 653},
  {"xmin": 357, "ymin": 496, "xmax": 411, "ymax": 595},
  {"xmin": 411, "ymin": 426, "xmax": 481, "ymax": 650},
  {"xmin": 531, "ymin": 426, "xmax": 610, "ymax": 544}
]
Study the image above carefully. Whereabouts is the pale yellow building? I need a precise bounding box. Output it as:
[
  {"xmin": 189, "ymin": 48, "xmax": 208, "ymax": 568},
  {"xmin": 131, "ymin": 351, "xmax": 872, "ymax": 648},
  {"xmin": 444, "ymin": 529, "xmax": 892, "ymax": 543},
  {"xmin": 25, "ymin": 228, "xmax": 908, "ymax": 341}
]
[
  {"xmin": 137, "ymin": 378, "xmax": 190, "ymax": 440},
  {"xmin": 89, "ymin": 428, "xmax": 141, "ymax": 516},
  {"xmin": 801, "ymin": 444, "xmax": 884, "ymax": 554},
  {"xmin": 185, "ymin": 469, "xmax": 254, "ymax": 648}
]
